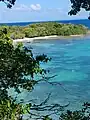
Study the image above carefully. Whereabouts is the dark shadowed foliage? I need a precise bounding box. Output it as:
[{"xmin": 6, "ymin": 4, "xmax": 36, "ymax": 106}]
[
  {"xmin": 69, "ymin": 0, "xmax": 90, "ymax": 19},
  {"xmin": 0, "ymin": 0, "xmax": 16, "ymax": 8}
]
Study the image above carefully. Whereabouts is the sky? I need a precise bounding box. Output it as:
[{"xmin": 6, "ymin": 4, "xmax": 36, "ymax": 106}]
[{"xmin": 0, "ymin": 0, "xmax": 89, "ymax": 23}]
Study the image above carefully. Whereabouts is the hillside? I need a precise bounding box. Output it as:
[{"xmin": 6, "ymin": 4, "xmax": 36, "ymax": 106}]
[{"xmin": 0, "ymin": 22, "xmax": 88, "ymax": 39}]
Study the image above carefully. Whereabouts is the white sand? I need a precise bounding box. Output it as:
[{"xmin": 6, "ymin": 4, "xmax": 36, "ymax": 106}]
[
  {"xmin": 13, "ymin": 35, "xmax": 58, "ymax": 43},
  {"xmin": 70, "ymin": 34, "xmax": 84, "ymax": 37},
  {"xmin": 13, "ymin": 34, "xmax": 84, "ymax": 43}
]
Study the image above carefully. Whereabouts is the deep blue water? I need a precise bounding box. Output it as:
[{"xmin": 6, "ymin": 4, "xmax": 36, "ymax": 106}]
[
  {"xmin": 1, "ymin": 19, "xmax": 90, "ymax": 28},
  {"xmin": 9, "ymin": 19, "xmax": 90, "ymax": 119}
]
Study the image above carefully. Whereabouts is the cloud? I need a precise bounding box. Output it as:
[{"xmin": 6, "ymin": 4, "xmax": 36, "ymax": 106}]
[
  {"xmin": 6, "ymin": 4, "xmax": 64, "ymax": 14},
  {"xmin": 12, "ymin": 4, "xmax": 41, "ymax": 12},
  {"xmin": 15, "ymin": 4, "xmax": 30, "ymax": 11},
  {"xmin": 42, "ymin": 8, "xmax": 67, "ymax": 14},
  {"xmin": 30, "ymin": 4, "xmax": 41, "ymax": 11}
]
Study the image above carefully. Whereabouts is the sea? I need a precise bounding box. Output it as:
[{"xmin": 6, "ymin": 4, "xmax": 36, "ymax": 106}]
[
  {"xmin": 1, "ymin": 19, "xmax": 90, "ymax": 28},
  {"xmin": 8, "ymin": 19, "xmax": 90, "ymax": 119}
]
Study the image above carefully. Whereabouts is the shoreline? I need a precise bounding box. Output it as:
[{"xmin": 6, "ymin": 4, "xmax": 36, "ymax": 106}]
[{"xmin": 13, "ymin": 34, "xmax": 86, "ymax": 43}]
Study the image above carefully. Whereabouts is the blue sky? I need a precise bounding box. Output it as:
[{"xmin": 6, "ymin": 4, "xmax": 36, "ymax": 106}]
[{"xmin": 0, "ymin": 0, "xmax": 89, "ymax": 23}]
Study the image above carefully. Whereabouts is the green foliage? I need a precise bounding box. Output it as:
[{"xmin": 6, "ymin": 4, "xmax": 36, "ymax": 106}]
[
  {"xmin": 0, "ymin": 28, "xmax": 51, "ymax": 99},
  {"xmin": 22, "ymin": 22, "xmax": 87, "ymax": 37},
  {"xmin": 0, "ymin": 27, "xmax": 51, "ymax": 119},
  {"xmin": 0, "ymin": 22, "xmax": 87, "ymax": 41},
  {"xmin": 0, "ymin": 24, "xmax": 88, "ymax": 120},
  {"xmin": 0, "ymin": 0, "xmax": 16, "ymax": 8},
  {"xmin": 60, "ymin": 102, "xmax": 90, "ymax": 120},
  {"xmin": 10, "ymin": 32, "xmax": 25, "ymax": 39},
  {"xmin": 0, "ymin": 99, "xmax": 22, "ymax": 120},
  {"xmin": 0, "ymin": 99, "xmax": 32, "ymax": 120},
  {"xmin": 60, "ymin": 110, "xmax": 90, "ymax": 120},
  {"xmin": 69, "ymin": 0, "xmax": 90, "ymax": 19},
  {"xmin": 43, "ymin": 115, "xmax": 52, "ymax": 120}
]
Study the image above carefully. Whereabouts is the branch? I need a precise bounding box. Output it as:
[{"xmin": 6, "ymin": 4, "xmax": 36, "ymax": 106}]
[
  {"xmin": 26, "ymin": 93, "xmax": 70, "ymax": 119},
  {"xmin": 14, "ymin": 75, "xmax": 70, "ymax": 119},
  {"xmin": 37, "ymin": 75, "xmax": 71, "ymax": 94}
]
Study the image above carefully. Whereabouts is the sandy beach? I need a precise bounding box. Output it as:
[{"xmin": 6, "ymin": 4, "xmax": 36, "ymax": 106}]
[
  {"xmin": 13, "ymin": 34, "xmax": 85, "ymax": 43},
  {"xmin": 13, "ymin": 35, "xmax": 59, "ymax": 43}
]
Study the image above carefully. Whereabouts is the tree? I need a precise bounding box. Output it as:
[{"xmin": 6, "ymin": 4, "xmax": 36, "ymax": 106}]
[
  {"xmin": 60, "ymin": 102, "xmax": 90, "ymax": 120},
  {"xmin": 0, "ymin": 25, "xmax": 69, "ymax": 120},
  {"xmin": 0, "ymin": 0, "xmax": 16, "ymax": 8},
  {"xmin": 1, "ymin": 0, "xmax": 90, "ymax": 119},
  {"xmin": 0, "ymin": 28, "xmax": 51, "ymax": 98},
  {"xmin": 69, "ymin": 0, "xmax": 90, "ymax": 19},
  {"xmin": 0, "ymin": 27, "xmax": 52, "ymax": 119}
]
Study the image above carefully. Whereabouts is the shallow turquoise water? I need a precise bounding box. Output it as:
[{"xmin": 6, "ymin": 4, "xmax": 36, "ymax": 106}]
[
  {"xmin": 29, "ymin": 35, "xmax": 90, "ymax": 82},
  {"xmin": 10, "ymin": 35, "xmax": 90, "ymax": 119},
  {"xmin": 28, "ymin": 36, "xmax": 90, "ymax": 105}
]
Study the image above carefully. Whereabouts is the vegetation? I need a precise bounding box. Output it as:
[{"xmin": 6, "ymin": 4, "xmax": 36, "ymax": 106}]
[
  {"xmin": 60, "ymin": 102, "xmax": 90, "ymax": 120},
  {"xmin": 0, "ymin": 27, "xmax": 52, "ymax": 119},
  {"xmin": 0, "ymin": 22, "xmax": 87, "ymax": 40},
  {"xmin": 0, "ymin": 26, "xmax": 69, "ymax": 120},
  {"xmin": 69, "ymin": 0, "xmax": 90, "ymax": 19},
  {"xmin": 0, "ymin": 24, "xmax": 89, "ymax": 120},
  {"xmin": 0, "ymin": 0, "xmax": 16, "ymax": 8},
  {"xmin": 0, "ymin": 0, "xmax": 90, "ymax": 120}
]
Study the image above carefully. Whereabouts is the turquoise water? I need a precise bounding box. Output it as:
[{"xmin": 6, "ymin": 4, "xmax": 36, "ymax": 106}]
[
  {"xmin": 11, "ymin": 35, "xmax": 90, "ymax": 119},
  {"xmin": 30, "ymin": 36, "xmax": 90, "ymax": 83},
  {"xmin": 7, "ymin": 19, "xmax": 90, "ymax": 119},
  {"xmin": 25, "ymin": 36, "xmax": 90, "ymax": 108}
]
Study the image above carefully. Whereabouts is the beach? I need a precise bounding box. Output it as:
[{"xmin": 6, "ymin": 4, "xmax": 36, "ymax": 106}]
[
  {"xmin": 13, "ymin": 34, "xmax": 85, "ymax": 43},
  {"xmin": 13, "ymin": 35, "xmax": 60, "ymax": 43}
]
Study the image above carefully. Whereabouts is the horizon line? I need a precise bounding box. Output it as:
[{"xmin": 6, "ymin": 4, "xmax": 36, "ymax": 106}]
[{"xmin": 0, "ymin": 18, "xmax": 88, "ymax": 24}]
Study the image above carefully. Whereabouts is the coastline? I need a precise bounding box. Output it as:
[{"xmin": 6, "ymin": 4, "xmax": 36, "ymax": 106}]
[{"xmin": 13, "ymin": 34, "xmax": 85, "ymax": 43}]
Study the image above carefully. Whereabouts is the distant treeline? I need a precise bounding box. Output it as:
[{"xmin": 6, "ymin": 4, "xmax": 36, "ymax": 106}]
[{"xmin": 0, "ymin": 22, "xmax": 88, "ymax": 39}]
